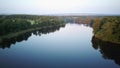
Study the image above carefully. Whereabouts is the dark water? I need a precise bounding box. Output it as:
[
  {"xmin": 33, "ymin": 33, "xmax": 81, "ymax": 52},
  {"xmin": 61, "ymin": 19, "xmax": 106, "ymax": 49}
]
[{"xmin": 0, "ymin": 23, "xmax": 120, "ymax": 68}]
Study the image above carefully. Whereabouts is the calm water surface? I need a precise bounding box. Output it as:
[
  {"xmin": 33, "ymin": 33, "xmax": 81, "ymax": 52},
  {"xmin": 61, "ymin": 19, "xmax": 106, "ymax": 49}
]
[{"xmin": 0, "ymin": 23, "xmax": 119, "ymax": 68}]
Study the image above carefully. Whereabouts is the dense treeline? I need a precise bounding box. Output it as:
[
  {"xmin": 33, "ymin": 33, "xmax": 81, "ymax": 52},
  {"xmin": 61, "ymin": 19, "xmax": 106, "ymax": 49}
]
[
  {"xmin": 0, "ymin": 15, "xmax": 65, "ymax": 35},
  {"xmin": 93, "ymin": 16, "xmax": 120, "ymax": 44},
  {"xmin": 1, "ymin": 15, "xmax": 120, "ymax": 44},
  {"xmin": 62, "ymin": 16, "xmax": 101, "ymax": 26}
]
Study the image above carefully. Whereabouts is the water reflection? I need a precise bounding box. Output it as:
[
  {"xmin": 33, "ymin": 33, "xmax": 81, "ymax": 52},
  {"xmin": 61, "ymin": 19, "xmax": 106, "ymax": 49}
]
[
  {"xmin": 65, "ymin": 17, "xmax": 92, "ymax": 27},
  {"xmin": 92, "ymin": 36, "xmax": 120, "ymax": 66},
  {"xmin": 0, "ymin": 25, "xmax": 65, "ymax": 49}
]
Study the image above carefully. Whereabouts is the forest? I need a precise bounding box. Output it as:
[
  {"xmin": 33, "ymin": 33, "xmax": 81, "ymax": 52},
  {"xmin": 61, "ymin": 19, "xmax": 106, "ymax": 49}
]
[
  {"xmin": 93, "ymin": 16, "xmax": 120, "ymax": 44},
  {"xmin": 0, "ymin": 15, "xmax": 65, "ymax": 36},
  {"xmin": 0, "ymin": 15, "xmax": 120, "ymax": 44}
]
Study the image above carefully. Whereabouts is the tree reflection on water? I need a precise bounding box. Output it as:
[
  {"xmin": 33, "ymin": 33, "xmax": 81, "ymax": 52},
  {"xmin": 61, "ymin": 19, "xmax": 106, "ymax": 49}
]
[
  {"xmin": 0, "ymin": 25, "xmax": 65, "ymax": 49},
  {"xmin": 92, "ymin": 36, "xmax": 120, "ymax": 66}
]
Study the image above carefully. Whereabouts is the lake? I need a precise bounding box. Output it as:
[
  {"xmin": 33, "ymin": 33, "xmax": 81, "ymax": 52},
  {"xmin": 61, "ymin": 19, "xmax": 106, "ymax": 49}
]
[{"xmin": 0, "ymin": 23, "xmax": 120, "ymax": 68}]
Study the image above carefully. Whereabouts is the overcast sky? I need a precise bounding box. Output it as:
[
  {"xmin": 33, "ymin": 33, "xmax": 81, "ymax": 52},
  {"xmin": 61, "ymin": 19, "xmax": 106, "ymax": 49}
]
[{"xmin": 0, "ymin": 0, "xmax": 120, "ymax": 15}]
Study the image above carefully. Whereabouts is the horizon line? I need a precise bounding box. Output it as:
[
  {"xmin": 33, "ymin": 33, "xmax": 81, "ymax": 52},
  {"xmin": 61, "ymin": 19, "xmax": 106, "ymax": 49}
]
[{"xmin": 0, "ymin": 13, "xmax": 120, "ymax": 16}]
